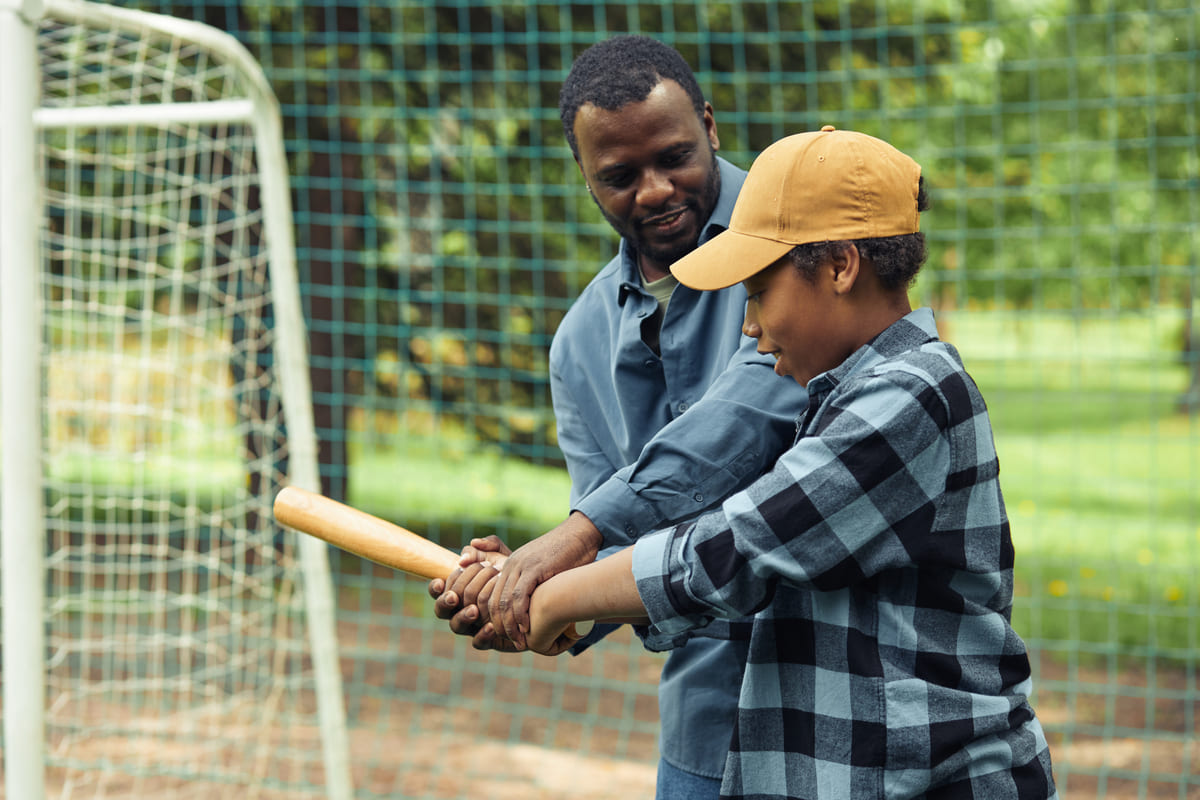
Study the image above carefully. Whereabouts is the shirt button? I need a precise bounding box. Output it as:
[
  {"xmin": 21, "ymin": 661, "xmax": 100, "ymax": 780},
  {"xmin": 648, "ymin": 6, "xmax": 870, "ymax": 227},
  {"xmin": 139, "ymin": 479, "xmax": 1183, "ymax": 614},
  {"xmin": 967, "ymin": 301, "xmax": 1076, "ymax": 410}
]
[
  {"xmin": 693, "ymin": 493, "xmax": 704, "ymax": 503},
  {"xmin": 678, "ymin": 401, "xmax": 689, "ymax": 413}
]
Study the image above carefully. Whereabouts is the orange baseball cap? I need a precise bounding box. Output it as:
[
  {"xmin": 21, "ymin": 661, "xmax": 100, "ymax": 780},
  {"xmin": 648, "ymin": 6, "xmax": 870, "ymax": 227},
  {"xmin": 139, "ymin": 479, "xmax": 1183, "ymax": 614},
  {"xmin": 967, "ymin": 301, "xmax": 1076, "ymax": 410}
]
[{"xmin": 670, "ymin": 126, "xmax": 922, "ymax": 291}]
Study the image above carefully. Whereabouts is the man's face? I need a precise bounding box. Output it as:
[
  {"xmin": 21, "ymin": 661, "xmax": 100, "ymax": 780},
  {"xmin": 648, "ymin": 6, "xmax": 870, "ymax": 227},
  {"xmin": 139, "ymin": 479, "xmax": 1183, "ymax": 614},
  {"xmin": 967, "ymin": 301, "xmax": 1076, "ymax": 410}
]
[{"xmin": 572, "ymin": 80, "xmax": 721, "ymax": 279}]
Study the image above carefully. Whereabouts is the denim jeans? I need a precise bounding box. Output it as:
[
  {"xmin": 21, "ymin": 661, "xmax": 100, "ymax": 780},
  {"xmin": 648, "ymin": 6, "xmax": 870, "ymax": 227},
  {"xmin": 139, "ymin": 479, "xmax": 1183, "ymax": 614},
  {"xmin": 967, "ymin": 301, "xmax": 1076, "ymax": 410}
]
[{"xmin": 655, "ymin": 758, "xmax": 722, "ymax": 800}]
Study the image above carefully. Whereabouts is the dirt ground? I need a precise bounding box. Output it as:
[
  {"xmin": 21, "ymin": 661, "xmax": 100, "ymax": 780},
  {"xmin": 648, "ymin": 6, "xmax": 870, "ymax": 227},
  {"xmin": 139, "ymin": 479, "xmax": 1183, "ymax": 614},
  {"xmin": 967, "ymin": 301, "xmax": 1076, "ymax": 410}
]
[
  {"xmin": 9, "ymin": 620, "xmax": 1197, "ymax": 799},
  {"xmin": 346, "ymin": 636, "xmax": 1199, "ymax": 800},
  {"xmin": 1027, "ymin": 651, "xmax": 1200, "ymax": 799}
]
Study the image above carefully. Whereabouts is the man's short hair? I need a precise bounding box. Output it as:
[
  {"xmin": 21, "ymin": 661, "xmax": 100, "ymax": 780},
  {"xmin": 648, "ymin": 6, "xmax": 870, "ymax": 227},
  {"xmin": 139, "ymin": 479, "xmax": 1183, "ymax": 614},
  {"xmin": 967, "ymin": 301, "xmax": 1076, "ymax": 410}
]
[{"xmin": 559, "ymin": 35, "xmax": 707, "ymax": 159}]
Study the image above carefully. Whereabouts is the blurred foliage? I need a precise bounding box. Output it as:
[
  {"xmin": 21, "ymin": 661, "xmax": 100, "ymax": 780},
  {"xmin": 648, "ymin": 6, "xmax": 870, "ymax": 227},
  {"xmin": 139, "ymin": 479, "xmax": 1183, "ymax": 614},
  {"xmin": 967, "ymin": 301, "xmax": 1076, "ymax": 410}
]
[{"xmin": 136, "ymin": 0, "xmax": 1198, "ymax": 464}]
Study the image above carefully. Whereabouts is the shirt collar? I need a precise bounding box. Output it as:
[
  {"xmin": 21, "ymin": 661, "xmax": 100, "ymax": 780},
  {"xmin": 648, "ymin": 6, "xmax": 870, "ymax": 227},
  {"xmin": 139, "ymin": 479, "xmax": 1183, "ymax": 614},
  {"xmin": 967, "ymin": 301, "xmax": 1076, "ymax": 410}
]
[
  {"xmin": 702, "ymin": 156, "xmax": 745, "ymax": 241},
  {"xmin": 806, "ymin": 308, "xmax": 940, "ymax": 397}
]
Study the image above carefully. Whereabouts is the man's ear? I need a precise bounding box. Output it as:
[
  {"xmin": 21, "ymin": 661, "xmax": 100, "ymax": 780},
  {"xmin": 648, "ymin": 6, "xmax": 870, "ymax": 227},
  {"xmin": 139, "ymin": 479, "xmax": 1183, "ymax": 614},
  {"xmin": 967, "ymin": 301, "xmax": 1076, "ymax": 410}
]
[
  {"xmin": 703, "ymin": 102, "xmax": 720, "ymax": 152},
  {"xmin": 829, "ymin": 242, "xmax": 861, "ymax": 296}
]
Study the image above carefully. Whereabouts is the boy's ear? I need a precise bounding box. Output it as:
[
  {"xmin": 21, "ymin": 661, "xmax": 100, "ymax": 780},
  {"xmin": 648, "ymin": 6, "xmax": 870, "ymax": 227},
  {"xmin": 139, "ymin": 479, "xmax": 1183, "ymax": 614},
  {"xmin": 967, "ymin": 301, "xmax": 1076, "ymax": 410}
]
[{"xmin": 829, "ymin": 243, "xmax": 861, "ymax": 296}]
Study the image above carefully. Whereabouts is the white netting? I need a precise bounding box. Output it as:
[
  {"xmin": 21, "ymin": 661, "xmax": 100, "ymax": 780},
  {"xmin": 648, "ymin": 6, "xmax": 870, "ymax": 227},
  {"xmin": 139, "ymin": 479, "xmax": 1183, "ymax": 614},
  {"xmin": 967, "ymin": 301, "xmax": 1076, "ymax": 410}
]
[
  {"xmin": 38, "ymin": 11, "xmax": 248, "ymax": 109},
  {"xmin": 28, "ymin": 4, "xmax": 334, "ymax": 798}
]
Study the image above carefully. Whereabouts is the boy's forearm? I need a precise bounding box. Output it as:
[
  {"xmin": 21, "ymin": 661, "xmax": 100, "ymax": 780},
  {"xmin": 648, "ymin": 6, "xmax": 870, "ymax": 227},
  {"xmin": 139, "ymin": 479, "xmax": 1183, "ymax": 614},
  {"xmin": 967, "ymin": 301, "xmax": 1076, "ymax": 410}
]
[{"xmin": 535, "ymin": 545, "xmax": 649, "ymax": 627}]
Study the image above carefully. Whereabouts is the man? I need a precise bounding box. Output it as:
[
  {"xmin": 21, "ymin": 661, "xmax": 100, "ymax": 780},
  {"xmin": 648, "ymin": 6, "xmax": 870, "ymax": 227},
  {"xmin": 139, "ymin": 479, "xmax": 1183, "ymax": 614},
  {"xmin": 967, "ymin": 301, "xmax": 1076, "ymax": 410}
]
[{"xmin": 431, "ymin": 35, "xmax": 808, "ymax": 798}]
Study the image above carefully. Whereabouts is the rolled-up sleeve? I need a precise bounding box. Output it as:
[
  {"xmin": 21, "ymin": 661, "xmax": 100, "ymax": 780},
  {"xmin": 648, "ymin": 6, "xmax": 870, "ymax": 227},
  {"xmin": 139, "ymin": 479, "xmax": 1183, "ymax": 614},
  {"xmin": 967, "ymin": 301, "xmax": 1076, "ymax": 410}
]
[{"xmin": 631, "ymin": 528, "xmax": 697, "ymax": 650}]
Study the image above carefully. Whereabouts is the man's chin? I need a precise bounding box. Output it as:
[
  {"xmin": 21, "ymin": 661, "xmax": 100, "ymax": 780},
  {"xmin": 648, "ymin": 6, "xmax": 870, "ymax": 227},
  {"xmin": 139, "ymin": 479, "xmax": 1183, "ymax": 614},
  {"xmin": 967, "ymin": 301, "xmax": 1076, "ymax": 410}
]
[{"xmin": 639, "ymin": 239, "xmax": 700, "ymax": 273}]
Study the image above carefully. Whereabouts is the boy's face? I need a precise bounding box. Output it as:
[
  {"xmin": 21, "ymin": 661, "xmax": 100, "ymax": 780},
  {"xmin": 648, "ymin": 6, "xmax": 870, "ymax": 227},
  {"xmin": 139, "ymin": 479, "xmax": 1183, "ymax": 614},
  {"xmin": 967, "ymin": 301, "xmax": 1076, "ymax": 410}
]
[
  {"xmin": 572, "ymin": 79, "xmax": 722, "ymax": 279},
  {"xmin": 742, "ymin": 257, "xmax": 853, "ymax": 386}
]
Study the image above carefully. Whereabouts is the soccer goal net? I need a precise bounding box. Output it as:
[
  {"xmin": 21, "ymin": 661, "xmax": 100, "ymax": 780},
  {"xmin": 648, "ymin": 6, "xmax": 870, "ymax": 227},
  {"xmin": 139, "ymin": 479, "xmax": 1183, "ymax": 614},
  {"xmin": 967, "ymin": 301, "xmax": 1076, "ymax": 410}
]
[{"xmin": 1, "ymin": 1, "xmax": 351, "ymax": 797}]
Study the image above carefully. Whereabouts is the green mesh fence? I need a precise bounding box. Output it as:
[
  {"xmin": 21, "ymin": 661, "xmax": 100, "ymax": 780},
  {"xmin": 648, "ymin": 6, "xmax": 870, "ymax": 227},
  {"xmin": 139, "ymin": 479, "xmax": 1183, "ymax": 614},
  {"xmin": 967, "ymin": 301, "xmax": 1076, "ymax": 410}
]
[{"xmin": 47, "ymin": 1, "xmax": 1200, "ymax": 797}]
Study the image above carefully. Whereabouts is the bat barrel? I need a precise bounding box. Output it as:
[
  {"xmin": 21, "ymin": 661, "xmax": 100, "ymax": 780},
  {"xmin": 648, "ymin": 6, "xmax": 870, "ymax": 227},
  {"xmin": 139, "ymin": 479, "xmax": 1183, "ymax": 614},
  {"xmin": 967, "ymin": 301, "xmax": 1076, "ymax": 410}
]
[{"xmin": 274, "ymin": 486, "xmax": 461, "ymax": 580}]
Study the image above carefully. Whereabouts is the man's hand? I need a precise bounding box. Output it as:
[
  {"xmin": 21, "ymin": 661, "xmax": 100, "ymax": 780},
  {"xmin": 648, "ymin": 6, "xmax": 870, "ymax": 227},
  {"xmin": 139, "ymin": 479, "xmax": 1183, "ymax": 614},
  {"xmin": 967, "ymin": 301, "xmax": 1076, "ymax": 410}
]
[
  {"xmin": 486, "ymin": 511, "xmax": 602, "ymax": 649},
  {"xmin": 428, "ymin": 535, "xmax": 510, "ymax": 601},
  {"xmin": 428, "ymin": 536, "xmax": 516, "ymax": 650}
]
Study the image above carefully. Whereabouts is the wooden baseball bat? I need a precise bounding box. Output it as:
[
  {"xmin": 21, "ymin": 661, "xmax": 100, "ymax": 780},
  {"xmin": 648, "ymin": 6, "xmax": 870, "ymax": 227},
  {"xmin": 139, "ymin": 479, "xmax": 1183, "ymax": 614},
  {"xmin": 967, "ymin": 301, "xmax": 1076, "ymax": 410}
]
[
  {"xmin": 274, "ymin": 485, "xmax": 462, "ymax": 580},
  {"xmin": 272, "ymin": 486, "xmax": 584, "ymax": 641}
]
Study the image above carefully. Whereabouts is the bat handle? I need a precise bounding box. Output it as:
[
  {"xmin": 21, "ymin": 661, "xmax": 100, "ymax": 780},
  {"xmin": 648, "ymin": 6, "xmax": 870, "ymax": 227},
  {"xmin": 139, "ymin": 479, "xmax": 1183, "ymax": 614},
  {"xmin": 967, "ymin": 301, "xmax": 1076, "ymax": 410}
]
[{"xmin": 272, "ymin": 487, "xmax": 588, "ymax": 645}]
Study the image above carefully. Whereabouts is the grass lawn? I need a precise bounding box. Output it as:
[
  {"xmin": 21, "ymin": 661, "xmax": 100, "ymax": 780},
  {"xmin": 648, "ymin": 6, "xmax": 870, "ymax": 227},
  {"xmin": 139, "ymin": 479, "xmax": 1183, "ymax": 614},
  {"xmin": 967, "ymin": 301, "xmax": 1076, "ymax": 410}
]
[
  {"xmin": 349, "ymin": 430, "xmax": 572, "ymax": 546},
  {"xmin": 948, "ymin": 310, "xmax": 1200, "ymax": 661},
  {"xmin": 350, "ymin": 308, "xmax": 1200, "ymax": 659},
  {"xmin": 40, "ymin": 307, "xmax": 1197, "ymax": 660}
]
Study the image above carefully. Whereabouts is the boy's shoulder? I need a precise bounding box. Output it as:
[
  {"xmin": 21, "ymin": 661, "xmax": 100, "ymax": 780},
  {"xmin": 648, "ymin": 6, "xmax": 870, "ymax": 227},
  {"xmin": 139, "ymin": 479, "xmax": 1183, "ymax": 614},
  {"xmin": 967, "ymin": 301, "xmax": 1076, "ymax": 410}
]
[
  {"xmin": 860, "ymin": 339, "xmax": 988, "ymax": 419},
  {"xmin": 821, "ymin": 314, "xmax": 989, "ymax": 435},
  {"xmin": 872, "ymin": 337, "xmax": 969, "ymax": 386},
  {"xmin": 831, "ymin": 311, "xmax": 969, "ymax": 390},
  {"xmin": 812, "ymin": 325, "xmax": 999, "ymax": 485}
]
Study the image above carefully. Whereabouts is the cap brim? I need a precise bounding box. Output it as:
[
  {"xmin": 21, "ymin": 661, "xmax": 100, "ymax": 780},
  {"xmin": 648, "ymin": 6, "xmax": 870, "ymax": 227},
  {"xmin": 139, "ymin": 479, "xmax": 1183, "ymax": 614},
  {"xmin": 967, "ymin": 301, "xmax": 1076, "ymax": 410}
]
[{"xmin": 670, "ymin": 229, "xmax": 797, "ymax": 291}]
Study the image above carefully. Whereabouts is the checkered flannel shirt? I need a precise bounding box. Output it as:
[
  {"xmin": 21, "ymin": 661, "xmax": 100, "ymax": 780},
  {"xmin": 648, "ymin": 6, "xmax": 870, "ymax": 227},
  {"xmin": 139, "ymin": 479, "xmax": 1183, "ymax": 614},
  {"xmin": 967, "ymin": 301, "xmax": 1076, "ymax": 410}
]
[{"xmin": 633, "ymin": 308, "xmax": 1057, "ymax": 799}]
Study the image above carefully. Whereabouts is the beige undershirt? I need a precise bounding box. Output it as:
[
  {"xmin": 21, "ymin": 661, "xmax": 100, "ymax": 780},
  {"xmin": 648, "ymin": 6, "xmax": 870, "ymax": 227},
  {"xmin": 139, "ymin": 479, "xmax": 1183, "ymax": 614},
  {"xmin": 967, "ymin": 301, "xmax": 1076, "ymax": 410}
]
[{"xmin": 640, "ymin": 269, "xmax": 678, "ymax": 355}]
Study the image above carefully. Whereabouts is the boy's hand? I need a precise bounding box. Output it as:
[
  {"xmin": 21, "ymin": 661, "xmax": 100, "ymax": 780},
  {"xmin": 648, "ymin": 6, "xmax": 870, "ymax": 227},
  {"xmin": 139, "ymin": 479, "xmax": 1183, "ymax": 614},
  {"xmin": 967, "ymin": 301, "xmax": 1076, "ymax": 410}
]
[{"xmin": 434, "ymin": 562, "xmax": 499, "ymax": 628}]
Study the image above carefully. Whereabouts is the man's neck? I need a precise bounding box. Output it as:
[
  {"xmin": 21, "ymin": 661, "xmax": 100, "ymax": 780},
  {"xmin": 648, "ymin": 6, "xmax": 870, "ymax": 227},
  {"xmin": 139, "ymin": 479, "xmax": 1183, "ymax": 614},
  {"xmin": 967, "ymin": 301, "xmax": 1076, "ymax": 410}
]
[{"xmin": 637, "ymin": 257, "xmax": 672, "ymax": 283}]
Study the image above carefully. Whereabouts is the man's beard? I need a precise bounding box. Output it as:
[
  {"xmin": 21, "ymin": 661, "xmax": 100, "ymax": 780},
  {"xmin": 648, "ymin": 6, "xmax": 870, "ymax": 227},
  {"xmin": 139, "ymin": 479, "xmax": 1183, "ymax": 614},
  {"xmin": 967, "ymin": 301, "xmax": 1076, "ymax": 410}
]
[{"xmin": 596, "ymin": 150, "xmax": 722, "ymax": 268}]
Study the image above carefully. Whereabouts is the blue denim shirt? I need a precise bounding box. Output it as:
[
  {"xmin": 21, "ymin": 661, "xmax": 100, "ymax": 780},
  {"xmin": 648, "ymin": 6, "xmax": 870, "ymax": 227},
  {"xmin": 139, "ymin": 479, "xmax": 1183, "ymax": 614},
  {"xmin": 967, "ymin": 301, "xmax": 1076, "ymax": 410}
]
[{"xmin": 549, "ymin": 157, "xmax": 809, "ymax": 777}]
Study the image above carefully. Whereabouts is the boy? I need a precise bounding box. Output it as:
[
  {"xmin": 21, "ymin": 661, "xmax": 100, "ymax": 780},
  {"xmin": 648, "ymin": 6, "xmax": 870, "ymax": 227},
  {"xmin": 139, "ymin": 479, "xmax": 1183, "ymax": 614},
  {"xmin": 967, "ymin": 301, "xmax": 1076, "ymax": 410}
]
[{"xmin": 519, "ymin": 127, "xmax": 1058, "ymax": 798}]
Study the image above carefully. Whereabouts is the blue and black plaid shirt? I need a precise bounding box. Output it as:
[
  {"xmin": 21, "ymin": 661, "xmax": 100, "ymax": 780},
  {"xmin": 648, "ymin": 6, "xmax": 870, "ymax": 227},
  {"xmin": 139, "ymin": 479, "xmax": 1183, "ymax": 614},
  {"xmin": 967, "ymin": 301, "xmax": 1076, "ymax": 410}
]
[{"xmin": 633, "ymin": 308, "xmax": 1057, "ymax": 799}]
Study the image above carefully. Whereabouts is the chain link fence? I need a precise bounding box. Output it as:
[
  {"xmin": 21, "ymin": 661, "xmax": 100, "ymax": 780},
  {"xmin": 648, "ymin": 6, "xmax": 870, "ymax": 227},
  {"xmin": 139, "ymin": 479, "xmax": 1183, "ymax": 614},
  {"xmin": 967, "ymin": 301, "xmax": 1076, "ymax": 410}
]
[{"xmin": 34, "ymin": 1, "xmax": 1200, "ymax": 797}]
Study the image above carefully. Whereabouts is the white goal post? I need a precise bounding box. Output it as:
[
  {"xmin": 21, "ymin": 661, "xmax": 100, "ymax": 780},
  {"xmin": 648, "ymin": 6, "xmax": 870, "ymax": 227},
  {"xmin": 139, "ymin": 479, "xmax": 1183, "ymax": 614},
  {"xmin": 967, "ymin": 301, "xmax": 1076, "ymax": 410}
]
[{"xmin": 1, "ymin": 1, "xmax": 352, "ymax": 798}]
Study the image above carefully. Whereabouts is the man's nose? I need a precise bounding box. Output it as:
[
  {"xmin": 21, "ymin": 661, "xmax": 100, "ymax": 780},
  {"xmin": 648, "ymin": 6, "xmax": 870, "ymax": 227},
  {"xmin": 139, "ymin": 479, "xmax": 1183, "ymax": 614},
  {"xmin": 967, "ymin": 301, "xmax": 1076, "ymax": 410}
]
[{"xmin": 636, "ymin": 169, "xmax": 673, "ymax": 207}]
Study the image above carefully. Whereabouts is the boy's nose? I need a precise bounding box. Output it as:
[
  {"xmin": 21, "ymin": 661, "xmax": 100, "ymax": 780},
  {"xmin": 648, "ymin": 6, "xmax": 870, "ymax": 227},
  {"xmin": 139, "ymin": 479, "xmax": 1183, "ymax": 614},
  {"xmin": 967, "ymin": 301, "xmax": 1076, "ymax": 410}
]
[{"xmin": 742, "ymin": 301, "xmax": 761, "ymax": 338}]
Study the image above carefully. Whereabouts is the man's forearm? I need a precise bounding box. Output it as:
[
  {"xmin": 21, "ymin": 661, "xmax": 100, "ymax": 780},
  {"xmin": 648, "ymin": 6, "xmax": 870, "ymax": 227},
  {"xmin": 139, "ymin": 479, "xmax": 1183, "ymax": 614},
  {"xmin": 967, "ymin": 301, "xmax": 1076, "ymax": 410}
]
[{"xmin": 557, "ymin": 510, "xmax": 605, "ymax": 554}]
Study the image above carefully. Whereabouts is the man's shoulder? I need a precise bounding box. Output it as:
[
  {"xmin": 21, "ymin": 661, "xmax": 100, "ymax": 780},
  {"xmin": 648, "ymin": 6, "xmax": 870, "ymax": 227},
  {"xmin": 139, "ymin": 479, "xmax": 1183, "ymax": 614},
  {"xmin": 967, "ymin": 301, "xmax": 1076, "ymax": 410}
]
[
  {"xmin": 550, "ymin": 254, "xmax": 624, "ymax": 352},
  {"xmin": 567, "ymin": 253, "xmax": 625, "ymax": 312}
]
